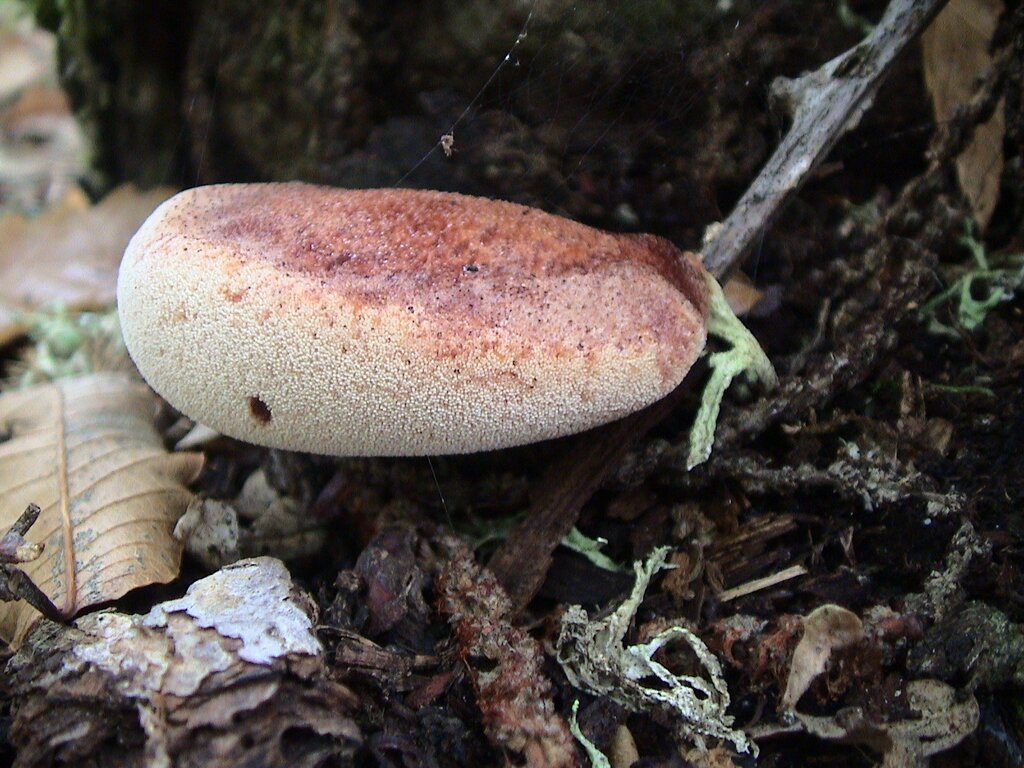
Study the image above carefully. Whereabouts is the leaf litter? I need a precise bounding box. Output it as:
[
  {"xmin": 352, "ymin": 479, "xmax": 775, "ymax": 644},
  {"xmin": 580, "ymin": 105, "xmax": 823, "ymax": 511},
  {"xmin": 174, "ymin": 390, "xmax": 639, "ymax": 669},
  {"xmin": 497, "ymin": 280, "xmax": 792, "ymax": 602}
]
[
  {"xmin": 2, "ymin": 4, "xmax": 1023, "ymax": 767},
  {"xmin": 0, "ymin": 184, "xmax": 175, "ymax": 345},
  {"xmin": 0, "ymin": 372, "xmax": 203, "ymax": 645}
]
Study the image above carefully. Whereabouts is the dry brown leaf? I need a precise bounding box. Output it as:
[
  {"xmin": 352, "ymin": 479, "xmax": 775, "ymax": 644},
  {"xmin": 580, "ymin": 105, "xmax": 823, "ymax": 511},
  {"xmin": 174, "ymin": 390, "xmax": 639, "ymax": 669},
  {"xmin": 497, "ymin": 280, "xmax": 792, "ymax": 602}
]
[
  {"xmin": 0, "ymin": 23, "xmax": 54, "ymax": 104},
  {"xmin": 722, "ymin": 273, "xmax": 764, "ymax": 317},
  {"xmin": 0, "ymin": 372, "xmax": 203, "ymax": 645},
  {"xmin": 0, "ymin": 83, "xmax": 85, "ymax": 189},
  {"xmin": 922, "ymin": 0, "xmax": 1005, "ymax": 229},
  {"xmin": 0, "ymin": 11, "xmax": 86, "ymax": 210},
  {"xmin": 794, "ymin": 679, "xmax": 978, "ymax": 767},
  {"xmin": 0, "ymin": 185, "xmax": 176, "ymax": 345},
  {"xmin": 608, "ymin": 725, "xmax": 639, "ymax": 768},
  {"xmin": 781, "ymin": 604, "xmax": 864, "ymax": 710}
]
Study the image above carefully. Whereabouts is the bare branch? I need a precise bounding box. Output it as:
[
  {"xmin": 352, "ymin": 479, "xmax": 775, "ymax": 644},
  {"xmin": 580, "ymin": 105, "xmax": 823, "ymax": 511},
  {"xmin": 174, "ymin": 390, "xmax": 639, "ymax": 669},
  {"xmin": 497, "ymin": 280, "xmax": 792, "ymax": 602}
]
[
  {"xmin": 702, "ymin": 0, "xmax": 949, "ymax": 279},
  {"xmin": 0, "ymin": 504, "xmax": 44, "ymax": 564}
]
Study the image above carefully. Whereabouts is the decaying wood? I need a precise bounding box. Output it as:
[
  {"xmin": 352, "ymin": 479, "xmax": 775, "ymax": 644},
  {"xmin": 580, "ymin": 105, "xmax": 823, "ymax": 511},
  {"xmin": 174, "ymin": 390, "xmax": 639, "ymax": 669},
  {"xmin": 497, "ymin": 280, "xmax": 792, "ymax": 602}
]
[
  {"xmin": 489, "ymin": 0, "xmax": 950, "ymax": 612},
  {"xmin": 707, "ymin": 512, "xmax": 801, "ymax": 585},
  {"xmin": 5, "ymin": 558, "xmax": 361, "ymax": 768},
  {"xmin": 438, "ymin": 538, "xmax": 578, "ymax": 767}
]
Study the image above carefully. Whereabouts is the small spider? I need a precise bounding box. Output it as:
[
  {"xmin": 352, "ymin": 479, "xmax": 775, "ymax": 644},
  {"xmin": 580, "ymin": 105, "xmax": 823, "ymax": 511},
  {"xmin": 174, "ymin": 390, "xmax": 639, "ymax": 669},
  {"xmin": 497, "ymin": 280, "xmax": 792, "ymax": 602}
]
[{"xmin": 440, "ymin": 132, "xmax": 455, "ymax": 158}]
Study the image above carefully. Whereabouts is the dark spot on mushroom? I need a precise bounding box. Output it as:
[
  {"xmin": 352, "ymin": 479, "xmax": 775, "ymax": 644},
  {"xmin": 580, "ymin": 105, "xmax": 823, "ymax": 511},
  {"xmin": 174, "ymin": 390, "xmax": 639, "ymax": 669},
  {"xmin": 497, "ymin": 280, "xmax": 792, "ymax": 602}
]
[
  {"xmin": 248, "ymin": 396, "xmax": 273, "ymax": 424},
  {"xmin": 463, "ymin": 263, "xmax": 479, "ymax": 273}
]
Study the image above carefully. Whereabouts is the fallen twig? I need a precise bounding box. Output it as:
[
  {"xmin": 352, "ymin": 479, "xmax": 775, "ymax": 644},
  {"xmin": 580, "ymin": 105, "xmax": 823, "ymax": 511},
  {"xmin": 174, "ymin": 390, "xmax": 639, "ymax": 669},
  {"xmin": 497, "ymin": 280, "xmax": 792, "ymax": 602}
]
[
  {"xmin": 710, "ymin": 44, "xmax": 1011, "ymax": 452},
  {"xmin": 0, "ymin": 504, "xmax": 61, "ymax": 622},
  {"xmin": 702, "ymin": 0, "xmax": 948, "ymax": 279}
]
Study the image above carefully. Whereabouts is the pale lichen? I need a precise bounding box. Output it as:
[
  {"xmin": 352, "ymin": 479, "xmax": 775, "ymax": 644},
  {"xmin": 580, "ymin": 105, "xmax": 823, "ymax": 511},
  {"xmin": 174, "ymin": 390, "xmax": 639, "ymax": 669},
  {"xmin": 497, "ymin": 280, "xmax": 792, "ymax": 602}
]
[
  {"xmin": 556, "ymin": 546, "xmax": 754, "ymax": 755},
  {"xmin": 568, "ymin": 700, "xmax": 612, "ymax": 768}
]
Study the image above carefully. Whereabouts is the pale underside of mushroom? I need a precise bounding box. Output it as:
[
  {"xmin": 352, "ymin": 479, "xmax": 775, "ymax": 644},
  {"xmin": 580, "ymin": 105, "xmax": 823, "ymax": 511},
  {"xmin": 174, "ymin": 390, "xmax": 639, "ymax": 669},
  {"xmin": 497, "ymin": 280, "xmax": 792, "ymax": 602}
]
[{"xmin": 117, "ymin": 183, "xmax": 710, "ymax": 455}]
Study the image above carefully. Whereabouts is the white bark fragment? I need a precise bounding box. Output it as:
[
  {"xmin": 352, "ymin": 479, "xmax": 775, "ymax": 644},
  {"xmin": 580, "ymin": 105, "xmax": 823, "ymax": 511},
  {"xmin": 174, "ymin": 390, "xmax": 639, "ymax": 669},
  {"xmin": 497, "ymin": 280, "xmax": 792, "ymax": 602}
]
[{"xmin": 144, "ymin": 556, "xmax": 322, "ymax": 666}]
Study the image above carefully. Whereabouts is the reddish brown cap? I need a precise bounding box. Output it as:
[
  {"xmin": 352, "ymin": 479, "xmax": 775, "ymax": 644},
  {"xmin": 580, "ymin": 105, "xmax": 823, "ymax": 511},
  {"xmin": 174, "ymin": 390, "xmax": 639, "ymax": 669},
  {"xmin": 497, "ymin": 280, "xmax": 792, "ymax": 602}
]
[{"xmin": 117, "ymin": 184, "xmax": 709, "ymax": 455}]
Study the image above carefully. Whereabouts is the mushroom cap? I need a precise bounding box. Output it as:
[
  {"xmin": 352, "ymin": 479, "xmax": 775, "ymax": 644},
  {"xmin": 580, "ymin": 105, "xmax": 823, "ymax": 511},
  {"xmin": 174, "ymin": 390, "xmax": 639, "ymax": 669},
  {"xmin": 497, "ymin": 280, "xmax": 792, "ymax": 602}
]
[{"xmin": 117, "ymin": 183, "xmax": 709, "ymax": 456}]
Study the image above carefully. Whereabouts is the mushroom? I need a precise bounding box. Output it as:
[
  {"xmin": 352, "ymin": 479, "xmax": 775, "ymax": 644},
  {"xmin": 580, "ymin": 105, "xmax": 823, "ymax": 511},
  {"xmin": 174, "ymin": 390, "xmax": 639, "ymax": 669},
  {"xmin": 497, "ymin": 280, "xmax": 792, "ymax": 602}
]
[{"xmin": 117, "ymin": 183, "xmax": 713, "ymax": 456}]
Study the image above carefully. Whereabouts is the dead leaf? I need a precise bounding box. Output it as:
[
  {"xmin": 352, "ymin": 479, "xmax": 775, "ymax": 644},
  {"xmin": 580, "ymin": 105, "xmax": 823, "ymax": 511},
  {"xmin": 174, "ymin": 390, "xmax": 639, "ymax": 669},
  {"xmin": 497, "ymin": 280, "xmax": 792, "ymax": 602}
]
[
  {"xmin": 0, "ymin": 185, "xmax": 176, "ymax": 345},
  {"xmin": 722, "ymin": 273, "xmax": 765, "ymax": 317},
  {"xmin": 0, "ymin": 12, "xmax": 86, "ymax": 210},
  {"xmin": 683, "ymin": 745, "xmax": 741, "ymax": 768},
  {"xmin": 0, "ymin": 24, "xmax": 54, "ymax": 104},
  {"xmin": 0, "ymin": 84, "xmax": 85, "ymax": 188},
  {"xmin": 793, "ymin": 679, "xmax": 978, "ymax": 768},
  {"xmin": 608, "ymin": 725, "xmax": 639, "ymax": 768},
  {"xmin": 922, "ymin": 0, "xmax": 1005, "ymax": 229},
  {"xmin": 781, "ymin": 604, "xmax": 864, "ymax": 710},
  {"xmin": 0, "ymin": 372, "xmax": 203, "ymax": 645}
]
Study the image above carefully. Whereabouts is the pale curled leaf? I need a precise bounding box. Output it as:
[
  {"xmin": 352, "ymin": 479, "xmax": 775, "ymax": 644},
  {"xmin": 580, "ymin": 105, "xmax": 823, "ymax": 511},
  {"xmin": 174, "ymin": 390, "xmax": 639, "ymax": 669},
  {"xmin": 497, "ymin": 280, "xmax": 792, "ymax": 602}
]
[
  {"xmin": 0, "ymin": 185, "xmax": 176, "ymax": 345},
  {"xmin": 0, "ymin": 23, "xmax": 55, "ymax": 104},
  {"xmin": 721, "ymin": 273, "xmax": 764, "ymax": 317},
  {"xmin": 0, "ymin": 373, "xmax": 203, "ymax": 645},
  {"xmin": 793, "ymin": 679, "xmax": 978, "ymax": 766},
  {"xmin": 781, "ymin": 604, "xmax": 864, "ymax": 710}
]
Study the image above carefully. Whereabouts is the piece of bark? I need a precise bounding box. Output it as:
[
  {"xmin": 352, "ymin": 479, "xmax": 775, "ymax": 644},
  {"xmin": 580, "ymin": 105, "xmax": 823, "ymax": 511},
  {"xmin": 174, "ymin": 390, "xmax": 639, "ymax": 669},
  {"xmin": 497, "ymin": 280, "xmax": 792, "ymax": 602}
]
[
  {"xmin": 4, "ymin": 558, "xmax": 360, "ymax": 768},
  {"xmin": 437, "ymin": 538, "xmax": 578, "ymax": 768}
]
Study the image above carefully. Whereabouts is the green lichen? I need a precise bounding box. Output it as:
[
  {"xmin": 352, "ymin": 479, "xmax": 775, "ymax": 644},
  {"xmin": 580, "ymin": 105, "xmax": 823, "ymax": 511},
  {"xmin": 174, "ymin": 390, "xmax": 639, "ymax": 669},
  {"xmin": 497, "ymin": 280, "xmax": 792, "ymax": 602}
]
[
  {"xmin": 10, "ymin": 305, "xmax": 130, "ymax": 387},
  {"xmin": 561, "ymin": 528, "xmax": 628, "ymax": 574},
  {"xmin": 568, "ymin": 700, "xmax": 612, "ymax": 768},
  {"xmin": 687, "ymin": 273, "xmax": 778, "ymax": 469},
  {"xmin": 920, "ymin": 221, "xmax": 1024, "ymax": 338}
]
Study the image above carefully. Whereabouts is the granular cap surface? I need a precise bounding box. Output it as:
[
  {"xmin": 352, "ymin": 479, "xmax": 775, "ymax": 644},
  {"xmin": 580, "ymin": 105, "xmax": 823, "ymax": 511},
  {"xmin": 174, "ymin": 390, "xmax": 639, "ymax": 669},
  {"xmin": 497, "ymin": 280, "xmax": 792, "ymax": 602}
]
[{"xmin": 117, "ymin": 183, "xmax": 709, "ymax": 455}]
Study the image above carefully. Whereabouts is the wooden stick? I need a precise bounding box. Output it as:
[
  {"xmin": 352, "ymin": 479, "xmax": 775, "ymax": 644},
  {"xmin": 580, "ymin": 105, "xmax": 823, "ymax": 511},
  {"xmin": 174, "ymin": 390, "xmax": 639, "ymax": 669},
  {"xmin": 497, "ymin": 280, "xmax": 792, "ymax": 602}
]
[
  {"xmin": 703, "ymin": 0, "xmax": 948, "ymax": 280},
  {"xmin": 717, "ymin": 565, "xmax": 809, "ymax": 603}
]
